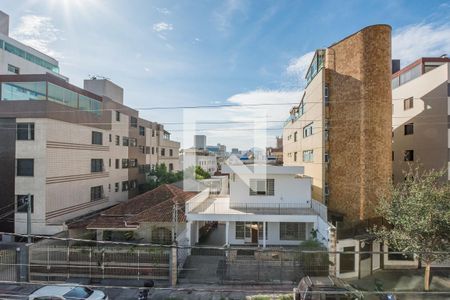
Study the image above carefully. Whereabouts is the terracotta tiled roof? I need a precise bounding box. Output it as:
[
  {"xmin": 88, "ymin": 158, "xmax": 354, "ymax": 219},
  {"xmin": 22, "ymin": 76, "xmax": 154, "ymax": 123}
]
[{"xmin": 86, "ymin": 184, "xmax": 197, "ymax": 230}]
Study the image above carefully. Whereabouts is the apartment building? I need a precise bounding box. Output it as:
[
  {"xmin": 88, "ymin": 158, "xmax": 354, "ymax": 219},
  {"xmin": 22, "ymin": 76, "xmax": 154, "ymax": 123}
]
[
  {"xmin": 283, "ymin": 25, "xmax": 392, "ymax": 225},
  {"xmin": 182, "ymin": 148, "xmax": 218, "ymax": 175},
  {"xmin": 392, "ymin": 56, "xmax": 450, "ymax": 182},
  {"xmin": 0, "ymin": 12, "xmax": 180, "ymax": 237}
]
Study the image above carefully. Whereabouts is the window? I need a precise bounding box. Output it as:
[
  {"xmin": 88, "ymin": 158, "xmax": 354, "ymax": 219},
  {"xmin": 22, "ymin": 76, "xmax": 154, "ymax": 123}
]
[
  {"xmin": 294, "ymin": 152, "xmax": 297, "ymax": 162},
  {"xmin": 47, "ymin": 82, "xmax": 78, "ymax": 108},
  {"xmin": 91, "ymin": 131, "xmax": 103, "ymax": 145},
  {"xmin": 122, "ymin": 137, "xmax": 129, "ymax": 146},
  {"xmin": 388, "ymin": 247, "xmax": 414, "ymax": 261},
  {"xmin": 130, "ymin": 116, "xmax": 138, "ymax": 128},
  {"xmin": 8, "ymin": 64, "xmax": 19, "ymax": 74},
  {"xmin": 115, "ymin": 159, "xmax": 119, "ymax": 169},
  {"xmin": 1, "ymin": 82, "xmax": 46, "ymax": 101},
  {"xmin": 303, "ymin": 123, "xmax": 313, "ymax": 138},
  {"xmin": 115, "ymin": 183, "xmax": 119, "ymax": 192},
  {"xmin": 404, "ymin": 123, "xmax": 414, "ymax": 135},
  {"xmin": 139, "ymin": 126, "xmax": 145, "ymax": 136},
  {"xmin": 294, "ymin": 131, "xmax": 297, "ymax": 142},
  {"xmin": 17, "ymin": 123, "xmax": 34, "ymax": 140},
  {"xmin": 249, "ymin": 179, "xmax": 275, "ymax": 196},
  {"xmin": 129, "ymin": 138, "xmax": 137, "ymax": 147},
  {"xmin": 303, "ymin": 150, "xmax": 314, "ymax": 162},
  {"xmin": 91, "ymin": 159, "xmax": 103, "ymax": 172},
  {"xmin": 169, "ymin": 163, "xmax": 173, "ymax": 172},
  {"xmin": 109, "ymin": 134, "xmax": 112, "ymax": 142},
  {"xmin": 139, "ymin": 145, "xmax": 145, "ymax": 154},
  {"xmin": 17, "ymin": 159, "xmax": 34, "ymax": 176},
  {"xmin": 280, "ymin": 222, "xmax": 306, "ymax": 240},
  {"xmin": 145, "ymin": 146, "xmax": 150, "ymax": 154},
  {"xmin": 122, "ymin": 159, "xmax": 129, "ymax": 168},
  {"xmin": 116, "ymin": 111, "xmax": 120, "ymax": 121},
  {"xmin": 115, "ymin": 135, "xmax": 120, "ymax": 146},
  {"xmin": 152, "ymin": 129, "xmax": 155, "ymax": 137},
  {"xmin": 340, "ymin": 246, "xmax": 355, "ymax": 273},
  {"xmin": 130, "ymin": 180, "xmax": 137, "ymax": 190},
  {"xmin": 404, "ymin": 97, "xmax": 413, "ymax": 110},
  {"xmin": 151, "ymin": 147, "xmax": 155, "ymax": 154},
  {"xmin": 90, "ymin": 186, "xmax": 104, "ymax": 201},
  {"xmin": 324, "ymin": 85, "xmax": 329, "ymax": 105},
  {"xmin": 392, "ymin": 151, "xmax": 394, "ymax": 161},
  {"xmin": 108, "ymin": 159, "xmax": 111, "ymax": 167},
  {"xmin": 161, "ymin": 148, "xmax": 166, "ymax": 156},
  {"xmin": 235, "ymin": 222, "xmax": 245, "ymax": 239},
  {"xmin": 122, "ymin": 181, "xmax": 129, "ymax": 191},
  {"xmin": 63, "ymin": 287, "xmax": 94, "ymax": 300},
  {"xmin": 129, "ymin": 159, "xmax": 137, "ymax": 168},
  {"xmin": 404, "ymin": 150, "xmax": 414, "ymax": 161},
  {"xmin": 170, "ymin": 149, "xmax": 173, "ymax": 156},
  {"xmin": 16, "ymin": 195, "xmax": 33, "ymax": 213}
]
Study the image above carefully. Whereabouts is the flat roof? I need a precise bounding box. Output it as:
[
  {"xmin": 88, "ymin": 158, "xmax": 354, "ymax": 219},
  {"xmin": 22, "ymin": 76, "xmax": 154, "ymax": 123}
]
[{"xmin": 222, "ymin": 164, "xmax": 304, "ymax": 175}]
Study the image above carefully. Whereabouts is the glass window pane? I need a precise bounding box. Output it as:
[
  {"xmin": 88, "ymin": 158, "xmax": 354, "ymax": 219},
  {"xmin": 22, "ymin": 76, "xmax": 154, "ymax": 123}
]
[
  {"xmin": 78, "ymin": 95, "xmax": 91, "ymax": 111},
  {"xmin": 1, "ymin": 82, "xmax": 46, "ymax": 101}
]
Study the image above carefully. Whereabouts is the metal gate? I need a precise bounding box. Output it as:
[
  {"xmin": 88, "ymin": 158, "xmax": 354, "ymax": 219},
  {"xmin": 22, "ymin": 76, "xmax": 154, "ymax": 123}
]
[{"xmin": 0, "ymin": 248, "xmax": 17, "ymax": 281}]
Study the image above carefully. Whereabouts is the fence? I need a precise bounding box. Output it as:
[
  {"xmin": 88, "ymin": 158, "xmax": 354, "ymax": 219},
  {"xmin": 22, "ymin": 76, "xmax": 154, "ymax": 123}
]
[
  {"xmin": 28, "ymin": 243, "xmax": 170, "ymax": 283},
  {"xmin": 0, "ymin": 247, "xmax": 17, "ymax": 282}
]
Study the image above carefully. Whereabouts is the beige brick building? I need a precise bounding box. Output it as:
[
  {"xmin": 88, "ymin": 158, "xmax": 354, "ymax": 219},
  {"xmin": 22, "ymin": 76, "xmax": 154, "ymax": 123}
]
[{"xmin": 283, "ymin": 25, "xmax": 392, "ymax": 225}]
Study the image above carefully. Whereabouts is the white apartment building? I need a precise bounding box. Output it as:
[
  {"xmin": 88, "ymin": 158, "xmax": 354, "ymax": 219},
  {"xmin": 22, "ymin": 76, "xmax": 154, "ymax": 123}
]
[
  {"xmin": 392, "ymin": 56, "xmax": 450, "ymax": 182},
  {"xmin": 185, "ymin": 165, "xmax": 329, "ymax": 247},
  {"xmin": 182, "ymin": 148, "xmax": 218, "ymax": 175}
]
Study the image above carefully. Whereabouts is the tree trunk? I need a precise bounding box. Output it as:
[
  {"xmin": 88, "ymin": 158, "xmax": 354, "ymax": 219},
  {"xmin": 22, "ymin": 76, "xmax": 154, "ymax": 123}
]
[{"xmin": 424, "ymin": 263, "xmax": 431, "ymax": 291}]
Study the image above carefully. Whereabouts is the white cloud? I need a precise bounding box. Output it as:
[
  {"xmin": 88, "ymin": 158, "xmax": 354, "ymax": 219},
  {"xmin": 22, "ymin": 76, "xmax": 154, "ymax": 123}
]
[
  {"xmin": 393, "ymin": 22, "xmax": 450, "ymax": 66},
  {"xmin": 286, "ymin": 51, "xmax": 315, "ymax": 82},
  {"xmin": 11, "ymin": 15, "xmax": 61, "ymax": 58},
  {"xmin": 152, "ymin": 22, "xmax": 174, "ymax": 32},
  {"xmin": 156, "ymin": 7, "xmax": 171, "ymax": 15},
  {"xmin": 213, "ymin": 0, "xmax": 248, "ymax": 33},
  {"xmin": 182, "ymin": 89, "xmax": 302, "ymax": 149}
]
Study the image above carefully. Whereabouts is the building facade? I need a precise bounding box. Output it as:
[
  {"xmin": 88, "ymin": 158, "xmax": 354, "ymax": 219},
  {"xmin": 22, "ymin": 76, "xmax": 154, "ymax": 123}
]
[
  {"xmin": 283, "ymin": 25, "xmax": 392, "ymax": 225},
  {"xmin": 392, "ymin": 57, "xmax": 450, "ymax": 182},
  {"xmin": 0, "ymin": 12, "xmax": 180, "ymax": 237},
  {"xmin": 182, "ymin": 148, "xmax": 218, "ymax": 175},
  {"xmin": 185, "ymin": 165, "xmax": 329, "ymax": 247}
]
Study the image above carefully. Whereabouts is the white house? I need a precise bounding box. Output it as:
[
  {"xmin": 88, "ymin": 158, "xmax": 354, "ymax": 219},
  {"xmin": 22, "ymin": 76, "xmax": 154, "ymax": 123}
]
[
  {"xmin": 185, "ymin": 164, "xmax": 329, "ymax": 248},
  {"xmin": 182, "ymin": 148, "xmax": 218, "ymax": 175}
]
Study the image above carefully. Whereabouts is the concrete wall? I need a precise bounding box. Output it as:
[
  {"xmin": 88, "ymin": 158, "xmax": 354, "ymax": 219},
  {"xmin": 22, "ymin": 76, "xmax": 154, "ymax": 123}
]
[
  {"xmin": 229, "ymin": 173, "xmax": 311, "ymax": 206},
  {"xmin": 283, "ymin": 69, "xmax": 325, "ymax": 201},
  {"xmin": 392, "ymin": 63, "xmax": 449, "ymax": 182}
]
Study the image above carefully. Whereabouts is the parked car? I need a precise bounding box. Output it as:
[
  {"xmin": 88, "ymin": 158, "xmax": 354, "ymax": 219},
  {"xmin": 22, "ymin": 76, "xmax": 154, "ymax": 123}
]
[
  {"xmin": 294, "ymin": 276, "xmax": 364, "ymax": 300},
  {"xmin": 29, "ymin": 285, "xmax": 108, "ymax": 300}
]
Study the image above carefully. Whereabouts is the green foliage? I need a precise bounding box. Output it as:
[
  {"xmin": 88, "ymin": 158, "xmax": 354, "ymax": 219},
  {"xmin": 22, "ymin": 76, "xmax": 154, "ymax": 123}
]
[
  {"xmin": 184, "ymin": 165, "xmax": 211, "ymax": 180},
  {"xmin": 141, "ymin": 163, "xmax": 183, "ymax": 192},
  {"xmin": 371, "ymin": 168, "xmax": 450, "ymax": 266}
]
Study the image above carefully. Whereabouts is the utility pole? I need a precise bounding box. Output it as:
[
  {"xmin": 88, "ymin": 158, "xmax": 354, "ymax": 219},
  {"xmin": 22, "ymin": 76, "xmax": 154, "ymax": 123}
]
[
  {"xmin": 27, "ymin": 193, "xmax": 31, "ymax": 243},
  {"xmin": 172, "ymin": 202, "xmax": 179, "ymax": 243}
]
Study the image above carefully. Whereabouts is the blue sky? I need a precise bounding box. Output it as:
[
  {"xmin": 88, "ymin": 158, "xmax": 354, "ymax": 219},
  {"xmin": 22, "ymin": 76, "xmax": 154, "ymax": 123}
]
[{"xmin": 2, "ymin": 0, "xmax": 450, "ymax": 149}]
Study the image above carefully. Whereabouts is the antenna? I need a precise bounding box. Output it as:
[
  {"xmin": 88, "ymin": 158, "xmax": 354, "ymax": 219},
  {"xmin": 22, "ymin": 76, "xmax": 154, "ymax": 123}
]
[{"xmin": 88, "ymin": 74, "xmax": 111, "ymax": 81}]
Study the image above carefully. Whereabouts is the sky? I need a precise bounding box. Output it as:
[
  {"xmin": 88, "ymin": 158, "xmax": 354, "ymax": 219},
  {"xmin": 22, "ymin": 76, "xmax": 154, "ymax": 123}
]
[{"xmin": 2, "ymin": 0, "xmax": 450, "ymax": 150}]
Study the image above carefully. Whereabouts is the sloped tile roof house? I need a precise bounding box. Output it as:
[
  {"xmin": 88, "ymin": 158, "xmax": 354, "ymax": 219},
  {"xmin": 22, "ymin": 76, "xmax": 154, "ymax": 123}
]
[{"xmin": 85, "ymin": 184, "xmax": 198, "ymax": 243}]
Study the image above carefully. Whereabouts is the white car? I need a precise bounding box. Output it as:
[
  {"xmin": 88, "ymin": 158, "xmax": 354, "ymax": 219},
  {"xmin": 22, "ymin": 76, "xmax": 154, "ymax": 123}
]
[{"xmin": 29, "ymin": 285, "xmax": 108, "ymax": 300}]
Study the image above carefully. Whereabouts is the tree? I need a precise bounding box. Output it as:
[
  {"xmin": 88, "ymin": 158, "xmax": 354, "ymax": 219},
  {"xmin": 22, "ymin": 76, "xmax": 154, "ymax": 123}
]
[
  {"xmin": 194, "ymin": 165, "xmax": 211, "ymax": 180},
  {"xmin": 372, "ymin": 168, "xmax": 450, "ymax": 291},
  {"xmin": 140, "ymin": 163, "xmax": 183, "ymax": 192}
]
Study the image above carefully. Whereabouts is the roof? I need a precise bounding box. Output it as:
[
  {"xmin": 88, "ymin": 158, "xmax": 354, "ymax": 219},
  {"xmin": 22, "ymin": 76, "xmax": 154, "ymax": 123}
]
[
  {"xmin": 86, "ymin": 184, "xmax": 198, "ymax": 230},
  {"xmin": 222, "ymin": 164, "xmax": 304, "ymax": 175},
  {"xmin": 392, "ymin": 57, "xmax": 450, "ymax": 78}
]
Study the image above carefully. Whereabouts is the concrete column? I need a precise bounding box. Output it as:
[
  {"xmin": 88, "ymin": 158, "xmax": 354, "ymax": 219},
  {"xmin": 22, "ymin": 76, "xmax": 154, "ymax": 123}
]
[
  {"xmin": 169, "ymin": 244, "xmax": 177, "ymax": 287},
  {"xmin": 328, "ymin": 225, "xmax": 337, "ymax": 276},
  {"xmin": 195, "ymin": 222, "xmax": 199, "ymax": 244},
  {"xmin": 225, "ymin": 221, "xmax": 229, "ymax": 246},
  {"xmin": 186, "ymin": 221, "xmax": 192, "ymax": 246},
  {"xmin": 263, "ymin": 222, "xmax": 266, "ymax": 248}
]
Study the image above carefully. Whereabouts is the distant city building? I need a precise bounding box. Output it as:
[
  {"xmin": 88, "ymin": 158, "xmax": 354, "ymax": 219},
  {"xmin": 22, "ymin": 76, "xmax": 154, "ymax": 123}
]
[
  {"xmin": 283, "ymin": 25, "xmax": 392, "ymax": 225},
  {"xmin": 266, "ymin": 136, "xmax": 283, "ymax": 165},
  {"xmin": 392, "ymin": 56, "xmax": 450, "ymax": 182},
  {"xmin": 231, "ymin": 148, "xmax": 239, "ymax": 155},
  {"xmin": 194, "ymin": 135, "xmax": 206, "ymax": 150},
  {"xmin": 182, "ymin": 148, "xmax": 218, "ymax": 175}
]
